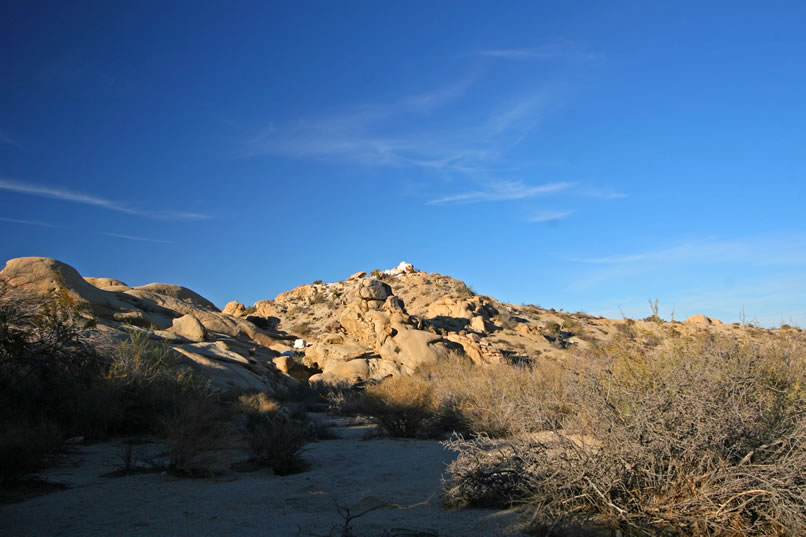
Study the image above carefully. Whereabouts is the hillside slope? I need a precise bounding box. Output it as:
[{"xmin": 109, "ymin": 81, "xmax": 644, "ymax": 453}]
[{"xmin": 0, "ymin": 257, "xmax": 767, "ymax": 390}]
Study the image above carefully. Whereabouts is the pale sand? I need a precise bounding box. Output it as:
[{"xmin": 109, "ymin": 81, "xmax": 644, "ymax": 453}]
[{"xmin": 1, "ymin": 420, "xmax": 527, "ymax": 537}]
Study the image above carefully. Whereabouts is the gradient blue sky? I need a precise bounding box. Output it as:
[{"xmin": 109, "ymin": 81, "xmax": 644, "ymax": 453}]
[{"xmin": 2, "ymin": 1, "xmax": 805, "ymax": 326}]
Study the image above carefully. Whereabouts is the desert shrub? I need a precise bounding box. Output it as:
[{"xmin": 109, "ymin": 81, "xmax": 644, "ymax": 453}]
[
  {"xmin": 158, "ymin": 386, "xmax": 225, "ymax": 476},
  {"xmin": 98, "ymin": 331, "xmax": 217, "ymax": 437},
  {"xmin": 320, "ymin": 383, "xmax": 364, "ymax": 415},
  {"xmin": 643, "ymin": 297, "xmax": 663, "ymax": 323},
  {"xmin": 0, "ymin": 283, "xmax": 223, "ymax": 480},
  {"xmin": 360, "ymin": 374, "xmax": 453, "ymax": 438},
  {"xmin": 493, "ymin": 308, "xmax": 517, "ymax": 330},
  {"xmin": 244, "ymin": 408, "xmax": 312, "ymax": 475},
  {"xmin": 0, "ymin": 420, "xmax": 62, "ymax": 484},
  {"xmin": 0, "ymin": 284, "xmax": 103, "ymax": 479},
  {"xmin": 235, "ymin": 391, "xmax": 326, "ymax": 472},
  {"xmin": 359, "ymin": 354, "xmax": 572, "ymax": 439},
  {"xmin": 272, "ymin": 378, "xmax": 338, "ymax": 412},
  {"xmin": 0, "ymin": 285, "xmax": 100, "ymax": 418},
  {"xmin": 291, "ymin": 321, "xmax": 311, "ymax": 336},
  {"xmin": 542, "ymin": 321, "xmax": 561, "ymax": 337},
  {"xmin": 421, "ymin": 355, "xmax": 572, "ymax": 437},
  {"xmin": 455, "ymin": 282, "xmax": 475, "ymax": 299},
  {"xmin": 443, "ymin": 332, "xmax": 806, "ymax": 536},
  {"xmin": 236, "ymin": 392, "xmax": 281, "ymax": 415},
  {"xmin": 370, "ymin": 269, "xmax": 388, "ymax": 280},
  {"xmin": 561, "ymin": 316, "xmax": 583, "ymax": 333},
  {"xmin": 521, "ymin": 303, "xmax": 542, "ymax": 317}
]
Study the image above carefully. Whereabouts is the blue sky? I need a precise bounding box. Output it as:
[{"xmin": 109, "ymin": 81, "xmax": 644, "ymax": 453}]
[{"xmin": 1, "ymin": 1, "xmax": 805, "ymax": 327}]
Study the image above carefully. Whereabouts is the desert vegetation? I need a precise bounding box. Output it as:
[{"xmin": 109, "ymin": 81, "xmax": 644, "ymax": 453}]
[
  {"xmin": 450, "ymin": 334, "xmax": 805, "ymax": 536},
  {"xmin": 0, "ymin": 283, "xmax": 315, "ymax": 485},
  {"xmin": 356, "ymin": 331, "xmax": 806, "ymax": 536},
  {"xmin": 4, "ymin": 260, "xmax": 805, "ymax": 536}
]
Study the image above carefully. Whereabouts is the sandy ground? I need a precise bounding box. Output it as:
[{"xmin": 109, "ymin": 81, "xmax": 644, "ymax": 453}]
[{"xmin": 1, "ymin": 418, "xmax": 527, "ymax": 537}]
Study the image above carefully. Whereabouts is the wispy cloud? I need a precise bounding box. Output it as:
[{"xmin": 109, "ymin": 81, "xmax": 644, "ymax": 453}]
[
  {"xmin": 103, "ymin": 232, "xmax": 173, "ymax": 244},
  {"xmin": 400, "ymin": 76, "xmax": 476, "ymax": 112},
  {"xmin": 476, "ymin": 40, "xmax": 600, "ymax": 61},
  {"xmin": 571, "ymin": 235, "xmax": 806, "ymax": 266},
  {"xmin": 485, "ymin": 95, "xmax": 548, "ymax": 138},
  {"xmin": 529, "ymin": 210, "xmax": 573, "ymax": 223},
  {"xmin": 427, "ymin": 180, "xmax": 573, "ymax": 205},
  {"xmin": 583, "ymin": 189, "xmax": 628, "ymax": 200},
  {"xmin": 565, "ymin": 234, "xmax": 806, "ymax": 292},
  {"xmin": 0, "ymin": 216, "xmax": 53, "ymax": 227},
  {"xmin": 477, "ymin": 49, "xmax": 544, "ymax": 59},
  {"xmin": 0, "ymin": 178, "xmax": 211, "ymax": 221},
  {"xmin": 244, "ymin": 77, "xmax": 548, "ymax": 174}
]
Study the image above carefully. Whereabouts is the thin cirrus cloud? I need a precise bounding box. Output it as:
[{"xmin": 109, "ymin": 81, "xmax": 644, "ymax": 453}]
[
  {"xmin": 0, "ymin": 178, "xmax": 210, "ymax": 221},
  {"xmin": 583, "ymin": 189, "xmax": 628, "ymax": 200},
  {"xmin": 563, "ymin": 234, "xmax": 806, "ymax": 294},
  {"xmin": 570, "ymin": 234, "xmax": 806, "ymax": 267},
  {"xmin": 102, "ymin": 232, "xmax": 173, "ymax": 244},
  {"xmin": 244, "ymin": 78, "xmax": 549, "ymax": 174},
  {"xmin": 427, "ymin": 180, "xmax": 573, "ymax": 205},
  {"xmin": 0, "ymin": 216, "xmax": 54, "ymax": 227},
  {"xmin": 476, "ymin": 40, "xmax": 600, "ymax": 61},
  {"xmin": 477, "ymin": 49, "xmax": 543, "ymax": 59},
  {"xmin": 528, "ymin": 210, "xmax": 573, "ymax": 223}
]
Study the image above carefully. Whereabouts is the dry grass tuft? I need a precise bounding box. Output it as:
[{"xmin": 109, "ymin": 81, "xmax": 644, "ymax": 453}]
[
  {"xmin": 360, "ymin": 374, "xmax": 453, "ymax": 438},
  {"xmin": 358, "ymin": 352, "xmax": 573, "ymax": 439},
  {"xmin": 236, "ymin": 392, "xmax": 282, "ymax": 415}
]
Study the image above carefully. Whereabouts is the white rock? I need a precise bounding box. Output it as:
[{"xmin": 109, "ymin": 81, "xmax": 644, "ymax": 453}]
[{"xmin": 383, "ymin": 261, "xmax": 417, "ymax": 277}]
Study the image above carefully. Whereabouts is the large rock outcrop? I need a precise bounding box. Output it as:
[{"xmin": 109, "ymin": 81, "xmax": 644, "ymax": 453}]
[
  {"xmin": 303, "ymin": 280, "xmax": 464, "ymax": 383},
  {"xmin": 8, "ymin": 257, "xmax": 734, "ymax": 390},
  {"xmin": 0, "ymin": 257, "xmax": 290, "ymax": 393}
]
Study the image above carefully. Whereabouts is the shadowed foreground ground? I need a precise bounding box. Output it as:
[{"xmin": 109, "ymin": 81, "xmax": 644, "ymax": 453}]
[{"xmin": 1, "ymin": 419, "xmax": 526, "ymax": 537}]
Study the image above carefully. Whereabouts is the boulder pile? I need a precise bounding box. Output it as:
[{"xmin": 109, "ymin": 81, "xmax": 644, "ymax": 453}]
[{"xmin": 0, "ymin": 257, "xmax": 737, "ymax": 390}]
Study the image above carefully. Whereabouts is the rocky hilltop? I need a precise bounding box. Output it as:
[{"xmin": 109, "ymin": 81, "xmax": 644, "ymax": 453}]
[{"xmin": 0, "ymin": 257, "xmax": 741, "ymax": 393}]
